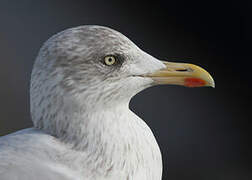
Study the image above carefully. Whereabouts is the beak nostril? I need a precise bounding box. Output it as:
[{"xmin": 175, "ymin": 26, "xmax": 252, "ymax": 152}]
[{"xmin": 176, "ymin": 69, "xmax": 188, "ymax": 72}]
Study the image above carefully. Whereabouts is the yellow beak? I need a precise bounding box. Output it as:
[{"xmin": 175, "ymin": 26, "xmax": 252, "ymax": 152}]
[{"xmin": 145, "ymin": 61, "xmax": 215, "ymax": 88}]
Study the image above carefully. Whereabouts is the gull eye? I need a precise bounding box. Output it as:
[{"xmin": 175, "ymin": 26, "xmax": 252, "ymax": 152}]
[{"xmin": 104, "ymin": 55, "xmax": 116, "ymax": 66}]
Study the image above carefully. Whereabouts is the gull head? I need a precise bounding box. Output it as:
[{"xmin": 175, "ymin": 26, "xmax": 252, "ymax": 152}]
[{"xmin": 30, "ymin": 25, "xmax": 214, "ymax": 136}]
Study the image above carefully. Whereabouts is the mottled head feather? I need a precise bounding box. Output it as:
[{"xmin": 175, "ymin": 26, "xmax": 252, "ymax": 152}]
[{"xmin": 30, "ymin": 25, "xmax": 164, "ymax": 138}]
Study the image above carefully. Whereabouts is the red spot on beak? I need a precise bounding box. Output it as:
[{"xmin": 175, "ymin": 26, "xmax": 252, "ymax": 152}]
[{"xmin": 184, "ymin": 78, "xmax": 206, "ymax": 87}]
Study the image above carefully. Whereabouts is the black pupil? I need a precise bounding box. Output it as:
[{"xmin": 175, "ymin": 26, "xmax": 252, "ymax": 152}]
[{"xmin": 108, "ymin": 58, "xmax": 113, "ymax": 62}]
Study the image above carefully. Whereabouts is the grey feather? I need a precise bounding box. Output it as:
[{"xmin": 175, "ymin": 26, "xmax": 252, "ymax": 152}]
[{"xmin": 0, "ymin": 25, "xmax": 164, "ymax": 180}]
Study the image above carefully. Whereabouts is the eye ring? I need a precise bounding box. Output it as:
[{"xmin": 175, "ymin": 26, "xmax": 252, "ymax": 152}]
[{"xmin": 104, "ymin": 55, "xmax": 116, "ymax": 66}]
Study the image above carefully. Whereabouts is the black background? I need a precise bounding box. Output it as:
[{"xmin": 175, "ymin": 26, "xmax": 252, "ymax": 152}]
[{"xmin": 0, "ymin": 0, "xmax": 250, "ymax": 179}]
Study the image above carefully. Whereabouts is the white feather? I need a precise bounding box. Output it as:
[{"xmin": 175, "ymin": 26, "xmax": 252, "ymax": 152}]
[{"xmin": 0, "ymin": 25, "xmax": 165, "ymax": 180}]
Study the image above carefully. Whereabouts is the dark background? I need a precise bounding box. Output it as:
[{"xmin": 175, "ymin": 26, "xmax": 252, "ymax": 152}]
[{"xmin": 0, "ymin": 0, "xmax": 250, "ymax": 179}]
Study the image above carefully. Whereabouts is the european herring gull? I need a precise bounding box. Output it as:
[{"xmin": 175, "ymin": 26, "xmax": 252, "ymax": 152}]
[{"xmin": 0, "ymin": 25, "xmax": 214, "ymax": 180}]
